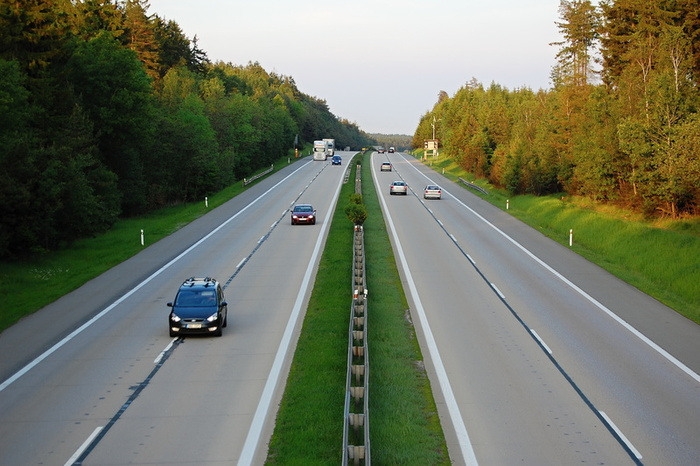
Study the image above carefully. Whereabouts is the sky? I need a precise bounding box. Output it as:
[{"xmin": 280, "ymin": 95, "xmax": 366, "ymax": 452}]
[{"xmin": 147, "ymin": 0, "xmax": 564, "ymax": 135}]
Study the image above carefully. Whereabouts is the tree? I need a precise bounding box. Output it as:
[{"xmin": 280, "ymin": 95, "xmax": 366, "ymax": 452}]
[
  {"xmin": 65, "ymin": 31, "xmax": 155, "ymax": 214},
  {"xmin": 552, "ymin": 0, "xmax": 600, "ymax": 87}
]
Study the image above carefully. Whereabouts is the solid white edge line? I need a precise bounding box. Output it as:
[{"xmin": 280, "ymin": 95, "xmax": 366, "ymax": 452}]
[
  {"xmin": 64, "ymin": 426, "xmax": 103, "ymax": 466},
  {"xmin": 372, "ymin": 154, "xmax": 478, "ymax": 465},
  {"xmin": 599, "ymin": 411, "xmax": 643, "ymax": 460},
  {"xmin": 237, "ymin": 165, "xmax": 344, "ymax": 466},
  {"xmin": 404, "ymin": 155, "xmax": 700, "ymax": 385},
  {"xmin": 0, "ymin": 161, "xmax": 313, "ymax": 394}
]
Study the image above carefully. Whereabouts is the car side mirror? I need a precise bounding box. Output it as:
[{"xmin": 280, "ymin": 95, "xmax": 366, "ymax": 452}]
[
  {"xmin": 220, "ymin": 301, "xmax": 227, "ymax": 307},
  {"xmin": 167, "ymin": 302, "xmax": 173, "ymax": 307}
]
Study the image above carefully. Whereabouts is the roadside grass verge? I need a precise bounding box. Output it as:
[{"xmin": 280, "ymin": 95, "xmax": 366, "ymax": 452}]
[
  {"xmin": 266, "ymin": 153, "xmax": 449, "ymax": 464},
  {"xmin": 419, "ymin": 153, "xmax": 700, "ymax": 324},
  {"xmin": 0, "ymin": 156, "xmax": 300, "ymax": 332}
]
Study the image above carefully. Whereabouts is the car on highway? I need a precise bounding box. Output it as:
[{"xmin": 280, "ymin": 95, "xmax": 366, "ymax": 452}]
[
  {"xmin": 380, "ymin": 162, "xmax": 392, "ymax": 171},
  {"xmin": 331, "ymin": 155, "xmax": 342, "ymax": 165},
  {"xmin": 388, "ymin": 147, "xmax": 395, "ymax": 153},
  {"xmin": 389, "ymin": 180, "xmax": 408, "ymax": 195},
  {"xmin": 167, "ymin": 277, "xmax": 228, "ymax": 337},
  {"xmin": 291, "ymin": 204, "xmax": 317, "ymax": 225},
  {"xmin": 377, "ymin": 147, "xmax": 386, "ymax": 153},
  {"xmin": 424, "ymin": 184, "xmax": 442, "ymax": 199}
]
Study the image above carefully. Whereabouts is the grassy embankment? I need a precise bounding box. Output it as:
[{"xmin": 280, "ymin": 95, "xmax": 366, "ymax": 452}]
[
  {"xmin": 421, "ymin": 154, "xmax": 700, "ymax": 324},
  {"xmin": 0, "ymin": 155, "xmax": 299, "ymax": 331},
  {"xmin": 265, "ymin": 151, "xmax": 449, "ymax": 463}
]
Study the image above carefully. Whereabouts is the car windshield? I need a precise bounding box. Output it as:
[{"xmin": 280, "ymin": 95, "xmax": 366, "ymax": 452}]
[
  {"xmin": 175, "ymin": 289, "xmax": 217, "ymax": 306},
  {"xmin": 295, "ymin": 206, "xmax": 313, "ymax": 212}
]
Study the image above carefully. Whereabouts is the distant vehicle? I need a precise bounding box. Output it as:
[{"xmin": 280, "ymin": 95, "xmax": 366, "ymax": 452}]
[
  {"xmin": 323, "ymin": 138, "xmax": 335, "ymax": 156},
  {"xmin": 380, "ymin": 162, "xmax": 392, "ymax": 172},
  {"xmin": 331, "ymin": 155, "xmax": 342, "ymax": 165},
  {"xmin": 167, "ymin": 277, "xmax": 228, "ymax": 337},
  {"xmin": 424, "ymin": 185, "xmax": 442, "ymax": 199},
  {"xmin": 388, "ymin": 147, "xmax": 395, "ymax": 153},
  {"xmin": 313, "ymin": 140, "xmax": 329, "ymax": 161},
  {"xmin": 377, "ymin": 147, "xmax": 386, "ymax": 154},
  {"xmin": 389, "ymin": 180, "xmax": 408, "ymax": 195},
  {"xmin": 291, "ymin": 204, "xmax": 317, "ymax": 225}
]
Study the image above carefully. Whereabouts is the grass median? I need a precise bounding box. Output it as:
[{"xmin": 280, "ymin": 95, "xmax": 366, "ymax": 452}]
[{"xmin": 265, "ymin": 152, "xmax": 450, "ymax": 464}]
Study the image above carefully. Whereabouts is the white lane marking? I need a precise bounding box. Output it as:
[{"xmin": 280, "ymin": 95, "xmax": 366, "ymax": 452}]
[
  {"xmin": 599, "ymin": 411, "xmax": 643, "ymax": 460},
  {"xmin": 154, "ymin": 338, "xmax": 177, "ymax": 364},
  {"xmin": 490, "ymin": 283, "xmax": 505, "ymax": 300},
  {"xmin": 237, "ymin": 166, "xmax": 345, "ymax": 465},
  {"xmin": 372, "ymin": 154, "xmax": 479, "ymax": 465},
  {"xmin": 530, "ymin": 330, "xmax": 553, "ymax": 355},
  {"xmin": 404, "ymin": 156, "xmax": 700, "ymax": 384},
  {"xmin": 236, "ymin": 258, "xmax": 246, "ymax": 269},
  {"xmin": 64, "ymin": 426, "xmax": 103, "ymax": 466},
  {"xmin": 0, "ymin": 162, "xmax": 313, "ymax": 393}
]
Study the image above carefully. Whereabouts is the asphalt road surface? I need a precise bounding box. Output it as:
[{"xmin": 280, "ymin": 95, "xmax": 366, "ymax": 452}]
[
  {"xmin": 0, "ymin": 154, "xmax": 351, "ymax": 465},
  {"xmin": 372, "ymin": 152, "xmax": 700, "ymax": 465},
  {"xmin": 1, "ymin": 150, "xmax": 698, "ymax": 465}
]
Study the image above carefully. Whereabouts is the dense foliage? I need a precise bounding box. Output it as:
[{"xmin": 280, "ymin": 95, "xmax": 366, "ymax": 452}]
[
  {"xmin": 0, "ymin": 0, "xmax": 374, "ymax": 258},
  {"xmin": 414, "ymin": 0, "xmax": 700, "ymax": 218}
]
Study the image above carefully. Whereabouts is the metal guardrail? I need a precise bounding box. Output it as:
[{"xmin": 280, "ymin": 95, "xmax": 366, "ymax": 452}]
[
  {"xmin": 343, "ymin": 164, "xmax": 370, "ymax": 465},
  {"xmin": 458, "ymin": 177, "xmax": 489, "ymax": 195},
  {"xmin": 243, "ymin": 164, "xmax": 274, "ymax": 186}
]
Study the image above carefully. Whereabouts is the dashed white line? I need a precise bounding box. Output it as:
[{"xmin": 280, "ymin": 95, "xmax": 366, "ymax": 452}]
[
  {"xmin": 530, "ymin": 329, "xmax": 552, "ymax": 355},
  {"xmin": 490, "ymin": 283, "xmax": 505, "ymax": 300},
  {"xmin": 64, "ymin": 426, "xmax": 103, "ymax": 466},
  {"xmin": 599, "ymin": 411, "xmax": 643, "ymax": 460},
  {"xmin": 154, "ymin": 339, "xmax": 177, "ymax": 364}
]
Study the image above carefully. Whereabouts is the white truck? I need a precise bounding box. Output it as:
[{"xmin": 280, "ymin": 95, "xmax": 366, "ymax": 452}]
[
  {"xmin": 323, "ymin": 138, "xmax": 335, "ymax": 156},
  {"xmin": 313, "ymin": 140, "xmax": 329, "ymax": 161}
]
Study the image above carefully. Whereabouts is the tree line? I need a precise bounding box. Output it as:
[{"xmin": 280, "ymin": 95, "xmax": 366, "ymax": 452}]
[
  {"xmin": 0, "ymin": 0, "xmax": 374, "ymax": 259},
  {"xmin": 413, "ymin": 0, "xmax": 700, "ymax": 218}
]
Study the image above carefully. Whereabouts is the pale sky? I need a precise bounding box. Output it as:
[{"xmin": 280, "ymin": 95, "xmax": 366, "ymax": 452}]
[{"xmin": 147, "ymin": 0, "xmax": 564, "ymax": 135}]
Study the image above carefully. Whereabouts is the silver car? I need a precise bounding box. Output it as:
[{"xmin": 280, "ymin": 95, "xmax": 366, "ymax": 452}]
[
  {"xmin": 423, "ymin": 185, "xmax": 442, "ymax": 199},
  {"xmin": 389, "ymin": 180, "xmax": 408, "ymax": 195}
]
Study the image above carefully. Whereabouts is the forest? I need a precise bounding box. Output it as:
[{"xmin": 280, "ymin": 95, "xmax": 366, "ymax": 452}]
[
  {"xmin": 0, "ymin": 0, "xmax": 374, "ymax": 259},
  {"xmin": 414, "ymin": 0, "xmax": 700, "ymax": 219}
]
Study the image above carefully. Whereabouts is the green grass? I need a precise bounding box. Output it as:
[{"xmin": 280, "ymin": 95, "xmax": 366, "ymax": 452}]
[
  {"xmin": 266, "ymin": 152, "xmax": 449, "ymax": 463},
  {"xmin": 0, "ymin": 156, "xmax": 299, "ymax": 332},
  {"xmin": 418, "ymin": 152, "xmax": 700, "ymax": 324}
]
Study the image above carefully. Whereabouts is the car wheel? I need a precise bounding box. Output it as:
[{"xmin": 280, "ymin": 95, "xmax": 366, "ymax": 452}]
[
  {"xmin": 312, "ymin": 219, "xmax": 316, "ymax": 225},
  {"xmin": 169, "ymin": 328, "xmax": 177, "ymax": 338},
  {"xmin": 223, "ymin": 314, "xmax": 228, "ymax": 328},
  {"xmin": 214, "ymin": 325, "xmax": 223, "ymax": 337}
]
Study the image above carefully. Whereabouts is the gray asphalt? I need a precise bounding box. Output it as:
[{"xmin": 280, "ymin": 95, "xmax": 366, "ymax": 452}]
[
  {"xmin": 0, "ymin": 155, "xmax": 348, "ymax": 465},
  {"xmin": 373, "ymin": 152, "xmax": 700, "ymax": 465}
]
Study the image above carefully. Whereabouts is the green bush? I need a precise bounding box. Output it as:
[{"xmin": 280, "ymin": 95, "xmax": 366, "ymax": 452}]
[{"xmin": 345, "ymin": 202, "xmax": 368, "ymax": 225}]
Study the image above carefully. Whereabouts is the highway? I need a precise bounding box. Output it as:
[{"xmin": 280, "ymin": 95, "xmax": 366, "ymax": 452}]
[
  {"xmin": 0, "ymin": 155, "xmax": 350, "ymax": 465},
  {"xmin": 372, "ymin": 152, "xmax": 700, "ymax": 465},
  {"xmin": 0, "ymin": 150, "xmax": 698, "ymax": 465}
]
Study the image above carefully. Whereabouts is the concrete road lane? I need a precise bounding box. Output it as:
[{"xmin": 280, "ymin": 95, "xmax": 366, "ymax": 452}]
[
  {"xmin": 0, "ymin": 154, "xmax": 353, "ymax": 466},
  {"xmin": 372, "ymin": 152, "xmax": 700, "ymax": 465}
]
